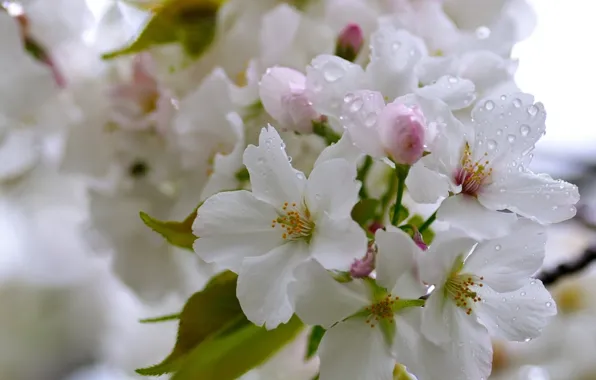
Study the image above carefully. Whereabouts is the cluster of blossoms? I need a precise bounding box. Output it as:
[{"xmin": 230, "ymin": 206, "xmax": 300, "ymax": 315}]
[{"xmin": 0, "ymin": 0, "xmax": 584, "ymax": 379}]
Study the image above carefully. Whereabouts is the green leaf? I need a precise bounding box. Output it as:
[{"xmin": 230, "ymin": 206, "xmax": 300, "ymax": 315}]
[
  {"xmin": 389, "ymin": 205, "xmax": 409, "ymax": 226},
  {"xmin": 351, "ymin": 199, "xmax": 380, "ymax": 227},
  {"xmin": 172, "ymin": 315, "xmax": 304, "ymax": 380},
  {"xmin": 140, "ymin": 313, "xmax": 180, "ymax": 324},
  {"xmin": 407, "ymin": 214, "xmax": 435, "ymax": 245},
  {"xmin": 136, "ymin": 271, "xmax": 245, "ymax": 376},
  {"xmin": 305, "ymin": 325, "xmax": 326, "ymax": 359},
  {"xmin": 140, "ymin": 204, "xmax": 200, "ymax": 250},
  {"xmin": 102, "ymin": 0, "xmax": 221, "ymax": 60}
]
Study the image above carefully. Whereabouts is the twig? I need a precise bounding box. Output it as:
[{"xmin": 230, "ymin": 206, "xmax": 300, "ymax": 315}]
[{"xmin": 536, "ymin": 246, "xmax": 596, "ymax": 286}]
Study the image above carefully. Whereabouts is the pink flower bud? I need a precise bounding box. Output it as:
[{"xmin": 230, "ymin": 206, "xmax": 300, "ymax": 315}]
[
  {"xmin": 335, "ymin": 23, "xmax": 364, "ymax": 62},
  {"xmin": 350, "ymin": 244, "xmax": 376, "ymax": 278},
  {"xmin": 377, "ymin": 101, "xmax": 426, "ymax": 165},
  {"xmin": 259, "ymin": 67, "xmax": 320, "ymax": 134},
  {"xmin": 412, "ymin": 228, "xmax": 428, "ymax": 251}
]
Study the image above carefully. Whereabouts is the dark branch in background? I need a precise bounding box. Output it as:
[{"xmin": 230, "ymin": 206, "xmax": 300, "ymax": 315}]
[{"xmin": 536, "ymin": 245, "xmax": 596, "ymax": 286}]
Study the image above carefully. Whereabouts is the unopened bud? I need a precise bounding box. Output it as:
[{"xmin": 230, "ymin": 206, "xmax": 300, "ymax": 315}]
[
  {"xmin": 335, "ymin": 23, "xmax": 364, "ymax": 62},
  {"xmin": 378, "ymin": 101, "xmax": 425, "ymax": 165},
  {"xmin": 412, "ymin": 227, "xmax": 428, "ymax": 251},
  {"xmin": 259, "ymin": 67, "xmax": 320, "ymax": 134},
  {"xmin": 350, "ymin": 244, "xmax": 375, "ymax": 278},
  {"xmin": 368, "ymin": 221, "xmax": 384, "ymax": 235}
]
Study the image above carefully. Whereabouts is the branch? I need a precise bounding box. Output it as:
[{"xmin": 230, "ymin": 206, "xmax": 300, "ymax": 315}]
[{"xmin": 536, "ymin": 246, "xmax": 596, "ymax": 286}]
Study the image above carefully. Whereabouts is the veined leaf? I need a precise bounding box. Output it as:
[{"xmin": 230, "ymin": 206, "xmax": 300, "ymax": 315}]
[
  {"xmin": 103, "ymin": 0, "xmax": 225, "ymax": 60},
  {"xmin": 139, "ymin": 203, "xmax": 199, "ymax": 250},
  {"xmin": 172, "ymin": 315, "xmax": 304, "ymax": 380},
  {"xmin": 136, "ymin": 271, "xmax": 244, "ymax": 376}
]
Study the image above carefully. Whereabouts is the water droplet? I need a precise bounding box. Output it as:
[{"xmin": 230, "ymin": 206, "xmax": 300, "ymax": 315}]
[
  {"xmin": 530, "ymin": 280, "xmax": 536, "ymax": 285},
  {"xmin": 365, "ymin": 113, "xmax": 377, "ymax": 128},
  {"xmin": 518, "ymin": 165, "xmax": 524, "ymax": 172},
  {"xmin": 324, "ymin": 65, "xmax": 343, "ymax": 82},
  {"xmin": 496, "ymin": 129, "xmax": 503, "ymax": 136},
  {"xmin": 511, "ymin": 160, "xmax": 517, "ymax": 167},
  {"xmin": 513, "ymin": 98, "xmax": 522, "ymax": 108},
  {"xmin": 520, "ymin": 291, "xmax": 526, "ymax": 296},
  {"xmin": 520, "ymin": 124, "xmax": 531, "ymax": 136},
  {"xmin": 391, "ymin": 41, "xmax": 401, "ymax": 51},
  {"xmin": 546, "ymin": 301, "xmax": 552, "ymax": 307},
  {"xmin": 512, "ymin": 317, "xmax": 517, "ymax": 322},
  {"xmin": 287, "ymin": 155, "xmax": 292, "ymax": 163},
  {"xmin": 280, "ymin": 141, "xmax": 286, "ymax": 149},
  {"xmin": 312, "ymin": 81, "xmax": 323, "ymax": 92},
  {"xmin": 495, "ymin": 244, "xmax": 501, "ymax": 251},
  {"xmin": 552, "ymin": 205, "xmax": 559, "ymax": 211},
  {"xmin": 487, "ymin": 139, "xmax": 497, "ymax": 150},
  {"xmin": 501, "ymin": 297, "xmax": 507, "ymax": 302},
  {"xmin": 265, "ymin": 138, "xmax": 273, "ymax": 147},
  {"xmin": 500, "ymin": 95, "xmax": 507, "ymax": 101},
  {"xmin": 476, "ymin": 26, "xmax": 491, "ymax": 39},
  {"xmin": 343, "ymin": 93, "xmax": 354, "ymax": 103},
  {"xmin": 527, "ymin": 105, "xmax": 538, "ymax": 116},
  {"xmin": 507, "ymin": 134, "xmax": 516, "ymax": 143},
  {"xmin": 484, "ymin": 100, "xmax": 495, "ymax": 111},
  {"xmin": 257, "ymin": 157, "xmax": 265, "ymax": 164},
  {"xmin": 499, "ymin": 187, "xmax": 506, "ymax": 193},
  {"xmin": 448, "ymin": 76, "xmax": 458, "ymax": 84},
  {"xmin": 315, "ymin": 193, "xmax": 321, "ymax": 200},
  {"xmin": 296, "ymin": 172, "xmax": 305, "ymax": 180},
  {"xmin": 350, "ymin": 98, "xmax": 363, "ymax": 112},
  {"xmin": 524, "ymin": 338, "xmax": 532, "ymax": 342}
]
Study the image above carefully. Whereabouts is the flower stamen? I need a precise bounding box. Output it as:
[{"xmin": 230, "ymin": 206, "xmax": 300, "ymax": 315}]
[
  {"xmin": 454, "ymin": 142, "xmax": 493, "ymax": 196},
  {"xmin": 445, "ymin": 273, "xmax": 485, "ymax": 315},
  {"xmin": 271, "ymin": 202, "xmax": 314, "ymax": 241},
  {"xmin": 365, "ymin": 295, "xmax": 399, "ymax": 327}
]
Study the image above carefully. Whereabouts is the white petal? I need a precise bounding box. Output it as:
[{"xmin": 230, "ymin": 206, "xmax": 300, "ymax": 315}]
[
  {"xmin": 475, "ymin": 279, "xmax": 557, "ymax": 341},
  {"xmin": 305, "ymin": 54, "xmax": 367, "ymax": 130},
  {"xmin": 259, "ymin": 5, "xmax": 301, "ymax": 67},
  {"xmin": 340, "ymin": 89, "xmax": 386, "ymax": 158},
  {"xmin": 457, "ymin": 51, "xmax": 515, "ymax": 95},
  {"xmin": 319, "ymin": 319, "xmax": 395, "ymax": 380},
  {"xmin": 193, "ymin": 190, "xmax": 282, "ymax": 271},
  {"xmin": 416, "ymin": 75, "xmax": 476, "ymax": 110},
  {"xmin": 310, "ymin": 213, "xmax": 368, "ymax": 271},
  {"xmin": 405, "ymin": 159, "xmax": 451, "ymax": 203},
  {"xmin": 421, "ymin": 291, "xmax": 454, "ymax": 344},
  {"xmin": 392, "ymin": 309, "xmax": 425, "ymax": 372},
  {"xmin": 289, "ymin": 259, "xmax": 370, "ymax": 328},
  {"xmin": 0, "ymin": 129, "xmax": 39, "ymax": 182},
  {"xmin": 375, "ymin": 227, "xmax": 420, "ymax": 294},
  {"xmin": 314, "ymin": 131, "xmax": 363, "ymax": 167},
  {"xmin": 366, "ymin": 26, "xmax": 427, "ymax": 100},
  {"xmin": 471, "ymin": 93, "xmax": 546, "ymax": 168},
  {"xmin": 464, "ymin": 219, "xmax": 546, "ymax": 292},
  {"xmin": 416, "ymin": 56, "xmax": 457, "ymax": 85},
  {"xmin": 437, "ymin": 194, "xmax": 517, "ymax": 240},
  {"xmin": 243, "ymin": 126, "xmax": 306, "ymax": 208},
  {"xmin": 479, "ymin": 171, "xmax": 579, "ymax": 224},
  {"xmin": 306, "ymin": 158, "xmax": 359, "ymax": 219},
  {"xmin": 419, "ymin": 230, "xmax": 477, "ymax": 286},
  {"xmin": 237, "ymin": 242, "xmax": 310, "ymax": 329}
]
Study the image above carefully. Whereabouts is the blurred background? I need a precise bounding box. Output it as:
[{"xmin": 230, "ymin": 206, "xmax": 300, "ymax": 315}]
[{"xmin": 1, "ymin": 0, "xmax": 596, "ymax": 379}]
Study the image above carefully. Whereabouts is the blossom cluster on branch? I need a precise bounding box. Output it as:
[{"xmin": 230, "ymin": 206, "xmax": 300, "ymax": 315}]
[{"xmin": 0, "ymin": 0, "xmax": 583, "ymax": 379}]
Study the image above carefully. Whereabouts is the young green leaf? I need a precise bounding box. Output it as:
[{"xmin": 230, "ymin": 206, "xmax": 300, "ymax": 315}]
[
  {"xmin": 407, "ymin": 214, "xmax": 436, "ymax": 245},
  {"xmin": 140, "ymin": 313, "xmax": 180, "ymax": 324},
  {"xmin": 136, "ymin": 271, "xmax": 245, "ymax": 376},
  {"xmin": 351, "ymin": 199, "xmax": 380, "ymax": 227},
  {"xmin": 389, "ymin": 205, "xmax": 409, "ymax": 226},
  {"xmin": 305, "ymin": 325, "xmax": 326, "ymax": 359},
  {"xmin": 139, "ymin": 204, "xmax": 199, "ymax": 250}
]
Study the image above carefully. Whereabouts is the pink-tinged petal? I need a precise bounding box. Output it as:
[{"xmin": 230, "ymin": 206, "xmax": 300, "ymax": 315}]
[
  {"xmin": 237, "ymin": 242, "xmax": 310, "ymax": 329},
  {"xmin": 416, "ymin": 75, "xmax": 476, "ymax": 110},
  {"xmin": 259, "ymin": 66, "xmax": 318, "ymax": 134},
  {"xmin": 377, "ymin": 101, "xmax": 426, "ymax": 165},
  {"xmin": 471, "ymin": 93, "xmax": 546, "ymax": 169},
  {"xmin": 306, "ymin": 54, "xmax": 366, "ymax": 130},
  {"xmin": 475, "ymin": 280, "xmax": 557, "ymax": 341},
  {"xmin": 366, "ymin": 25, "xmax": 426, "ymax": 100},
  {"xmin": 340, "ymin": 90, "xmax": 386, "ymax": 158},
  {"xmin": 479, "ymin": 171, "xmax": 579, "ymax": 224},
  {"xmin": 420, "ymin": 230, "xmax": 477, "ymax": 287},
  {"xmin": 310, "ymin": 213, "xmax": 367, "ymax": 271},
  {"xmin": 464, "ymin": 219, "xmax": 546, "ymax": 292},
  {"xmin": 319, "ymin": 319, "xmax": 395, "ymax": 380},
  {"xmin": 305, "ymin": 158, "xmax": 359, "ymax": 219},
  {"xmin": 192, "ymin": 190, "xmax": 282, "ymax": 272},
  {"xmin": 375, "ymin": 227, "xmax": 422, "ymax": 296},
  {"xmin": 437, "ymin": 194, "xmax": 517, "ymax": 240},
  {"xmin": 243, "ymin": 126, "xmax": 306, "ymax": 208},
  {"xmin": 289, "ymin": 259, "xmax": 370, "ymax": 328}
]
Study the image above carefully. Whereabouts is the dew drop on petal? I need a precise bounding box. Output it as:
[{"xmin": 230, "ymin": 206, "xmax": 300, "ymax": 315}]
[
  {"xmin": 484, "ymin": 100, "xmax": 495, "ymax": 111},
  {"xmin": 350, "ymin": 98, "xmax": 363, "ymax": 112},
  {"xmin": 476, "ymin": 26, "xmax": 491, "ymax": 39},
  {"xmin": 546, "ymin": 301, "xmax": 552, "ymax": 307},
  {"xmin": 487, "ymin": 139, "xmax": 497, "ymax": 150},
  {"xmin": 527, "ymin": 105, "xmax": 539, "ymax": 116},
  {"xmin": 520, "ymin": 124, "xmax": 531, "ymax": 136},
  {"xmin": 257, "ymin": 157, "xmax": 265, "ymax": 164},
  {"xmin": 280, "ymin": 141, "xmax": 286, "ymax": 149},
  {"xmin": 448, "ymin": 76, "xmax": 458, "ymax": 84},
  {"xmin": 392, "ymin": 41, "xmax": 401, "ymax": 51},
  {"xmin": 513, "ymin": 98, "xmax": 522, "ymax": 108},
  {"xmin": 520, "ymin": 291, "xmax": 526, "ymax": 296},
  {"xmin": 296, "ymin": 172, "xmax": 305, "ymax": 180},
  {"xmin": 344, "ymin": 93, "xmax": 354, "ymax": 103},
  {"xmin": 324, "ymin": 65, "xmax": 343, "ymax": 82},
  {"xmin": 495, "ymin": 244, "xmax": 501, "ymax": 251},
  {"xmin": 287, "ymin": 156, "xmax": 292, "ymax": 163},
  {"xmin": 507, "ymin": 134, "xmax": 516, "ymax": 143},
  {"xmin": 500, "ymin": 95, "xmax": 507, "ymax": 101},
  {"xmin": 496, "ymin": 129, "xmax": 503, "ymax": 136},
  {"xmin": 265, "ymin": 138, "xmax": 273, "ymax": 147},
  {"xmin": 365, "ymin": 113, "xmax": 377, "ymax": 128}
]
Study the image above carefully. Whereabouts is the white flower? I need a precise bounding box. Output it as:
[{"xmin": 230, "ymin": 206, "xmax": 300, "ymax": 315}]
[
  {"xmin": 290, "ymin": 227, "xmax": 427, "ymax": 380},
  {"xmin": 193, "ymin": 126, "xmax": 367, "ymax": 329},
  {"xmin": 406, "ymin": 93, "xmax": 580, "ymax": 239},
  {"xmin": 419, "ymin": 220, "xmax": 557, "ymax": 380}
]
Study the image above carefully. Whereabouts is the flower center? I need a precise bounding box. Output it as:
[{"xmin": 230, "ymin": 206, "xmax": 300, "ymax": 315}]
[
  {"xmin": 271, "ymin": 202, "xmax": 314, "ymax": 241},
  {"xmin": 454, "ymin": 142, "xmax": 493, "ymax": 196},
  {"xmin": 445, "ymin": 273, "xmax": 484, "ymax": 315},
  {"xmin": 364, "ymin": 294, "xmax": 399, "ymax": 327}
]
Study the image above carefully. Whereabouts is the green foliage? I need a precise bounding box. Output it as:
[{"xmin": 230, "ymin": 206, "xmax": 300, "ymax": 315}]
[
  {"xmin": 305, "ymin": 325, "xmax": 326, "ymax": 359},
  {"xmin": 407, "ymin": 214, "xmax": 436, "ymax": 244},
  {"xmin": 351, "ymin": 199, "xmax": 380, "ymax": 227},
  {"xmin": 102, "ymin": 0, "xmax": 223, "ymax": 60},
  {"xmin": 139, "ymin": 205, "xmax": 199, "ymax": 250},
  {"xmin": 136, "ymin": 271, "xmax": 305, "ymax": 379},
  {"xmin": 389, "ymin": 205, "xmax": 409, "ymax": 226},
  {"xmin": 140, "ymin": 313, "xmax": 180, "ymax": 324}
]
